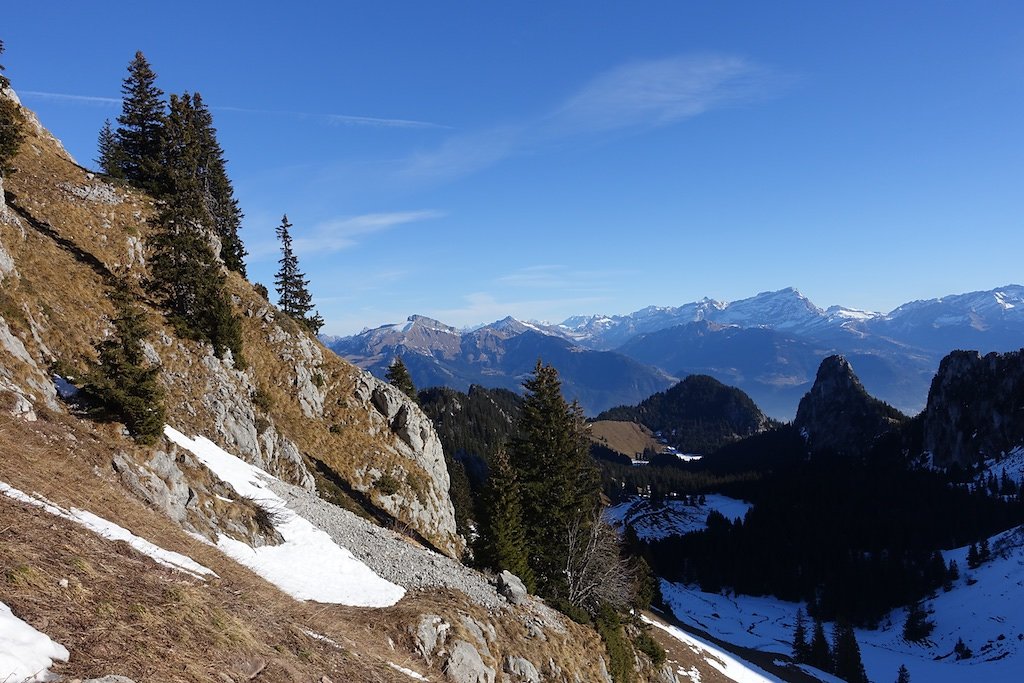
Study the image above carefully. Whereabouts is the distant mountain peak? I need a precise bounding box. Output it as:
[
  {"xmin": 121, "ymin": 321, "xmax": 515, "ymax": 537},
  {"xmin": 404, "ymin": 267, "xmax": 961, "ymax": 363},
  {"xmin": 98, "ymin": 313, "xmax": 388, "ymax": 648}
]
[{"xmin": 795, "ymin": 355, "xmax": 907, "ymax": 456}]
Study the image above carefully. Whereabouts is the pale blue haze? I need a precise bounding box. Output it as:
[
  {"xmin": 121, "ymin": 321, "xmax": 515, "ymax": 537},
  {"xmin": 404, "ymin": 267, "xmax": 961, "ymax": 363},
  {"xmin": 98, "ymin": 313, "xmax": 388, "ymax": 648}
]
[{"xmin": 3, "ymin": 1, "xmax": 1022, "ymax": 334}]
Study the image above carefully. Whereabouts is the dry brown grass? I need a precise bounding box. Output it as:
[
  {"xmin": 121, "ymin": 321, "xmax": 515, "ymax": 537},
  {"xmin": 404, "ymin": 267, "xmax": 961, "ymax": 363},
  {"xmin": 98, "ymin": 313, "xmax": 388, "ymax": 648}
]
[
  {"xmin": 0, "ymin": 411, "xmax": 416, "ymax": 682},
  {"xmin": 590, "ymin": 420, "xmax": 663, "ymax": 459}
]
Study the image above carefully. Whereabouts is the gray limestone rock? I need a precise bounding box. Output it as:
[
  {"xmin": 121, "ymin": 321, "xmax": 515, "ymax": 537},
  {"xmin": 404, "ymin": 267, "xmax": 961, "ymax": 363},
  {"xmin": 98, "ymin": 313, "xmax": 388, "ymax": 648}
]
[
  {"xmin": 444, "ymin": 640, "xmax": 495, "ymax": 683},
  {"xmin": 413, "ymin": 614, "xmax": 450, "ymax": 663},
  {"xmin": 496, "ymin": 570, "xmax": 528, "ymax": 605},
  {"xmin": 503, "ymin": 656, "xmax": 540, "ymax": 683}
]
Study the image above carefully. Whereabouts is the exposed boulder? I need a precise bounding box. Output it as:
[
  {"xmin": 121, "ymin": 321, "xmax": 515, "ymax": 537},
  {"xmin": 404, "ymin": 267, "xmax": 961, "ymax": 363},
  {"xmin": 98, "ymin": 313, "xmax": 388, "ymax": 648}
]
[
  {"xmin": 923, "ymin": 349, "xmax": 1024, "ymax": 467},
  {"xmin": 413, "ymin": 614, "xmax": 450, "ymax": 664},
  {"xmin": 503, "ymin": 655, "xmax": 540, "ymax": 683},
  {"xmin": 794, "ymin": 355, "xmax": 907, "ymax": 456},
  {"xmin": 495, "ymin": 570, "xmax": 528, "ymax": 605},
  {"xmin": 444, "ymin": 639, "xmax": 495, "ymax": 683}
]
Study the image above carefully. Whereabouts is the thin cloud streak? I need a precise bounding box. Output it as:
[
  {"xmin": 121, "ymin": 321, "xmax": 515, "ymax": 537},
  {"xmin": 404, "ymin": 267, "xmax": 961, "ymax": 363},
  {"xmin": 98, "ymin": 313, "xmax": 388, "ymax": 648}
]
[
  {"xmin": 300, "ymin": 209, "xmax": 445, "ymax": 250},
  {"xmin": 246, "ymin": 209, "xmax": 444, "ymax": 259},
  {"xmin": 399, "ymin": 53, "xmax": 790, "ymax": 182},
  {"xmin": 19, "ymin": 92, "xmax": 447, "ymax": 129},
  {"xmin": 21, "ymin": 91, "xmax": 122, "ymax": 106},
  {"xmin": 496, "ymin": 264, "xmax": 637, "ymax": 292},
  {"xmin": 214, "ymin": 105, "xmax": 449, "ymax": 129}
]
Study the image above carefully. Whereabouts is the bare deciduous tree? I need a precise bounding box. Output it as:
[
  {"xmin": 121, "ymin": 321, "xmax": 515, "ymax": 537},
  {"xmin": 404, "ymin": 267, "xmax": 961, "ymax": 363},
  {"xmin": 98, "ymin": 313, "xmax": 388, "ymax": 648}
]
[{"xmin": 564, "ymin": 511, "xmax": 636, "ymax": 613}]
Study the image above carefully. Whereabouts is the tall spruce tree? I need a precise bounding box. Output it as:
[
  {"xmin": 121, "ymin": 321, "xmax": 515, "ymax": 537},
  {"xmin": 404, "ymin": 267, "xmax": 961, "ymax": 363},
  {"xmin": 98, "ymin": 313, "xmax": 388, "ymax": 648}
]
[
  {"xmin": 808, "ymin": 617, "xmax": 832, "ymax": 672},
  {"xmin": 96, "ymin": 119, "xmax": 125, "ymax": 178},
  {"xmin": 832, "ymin": 622, "xmax": 868, "ymax": 683},
  {"xmin": 895, "ymin": 664, "xmax": 911, "ymax": 683},
  {"xmin": 84, "ymin": 286, "xmax": 166, "ymax": 443},
  {"xmin": 148, "ymin": 93, "xmax": 242, "ymax": 361},
  {"xmin": 0, "ymin": 39, "xmax": 9, "ymax": 89},
  {"xmin": 386, "ymin": 356, "xmax": 417, "ymax": 403},
  {"xmin": 274, "ymin": 215, "xmax": 323, "ymax": 334},
  {"xmin": 115, "ymin": 51, "xmax": 165, "ymax": 191},
  {"xmin": 511, "ymin": 360, "xmax": 600, "ymax": 602},
  {"xmin": 478, "ymin": 447, "xmax": 534, "ymax": 590},
  {"xmin": 0, "ymin": 39, "xmax": 25, "ymax": 176},
  {"xmin": 902, "ymin": 600, "xmax": 934, "ymax": 643},
  {"xmin": 792, "ymin": 608, "xmax": 809, "ymax": 662},
  {"xmin": 189, "ymin": 93, "xmax": 246, "ymax": 274}
]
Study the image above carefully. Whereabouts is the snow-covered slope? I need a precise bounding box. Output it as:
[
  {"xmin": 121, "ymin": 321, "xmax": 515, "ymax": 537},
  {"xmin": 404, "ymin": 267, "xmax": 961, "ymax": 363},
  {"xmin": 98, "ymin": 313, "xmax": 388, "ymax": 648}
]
[
  {"xmin": 660, "ymin": 522, "xmax": 1024, "ymax": 683},
  {"xmin": 0, "ymin": 601, "xmax": 68, "ymax": 683},
  {"xmin": 606, "ymin": 495, "xmax": 753, "ymax": 541},
  {"xmin": 164, "ymin": 426, "xmax": 406, "ymax": 607}
]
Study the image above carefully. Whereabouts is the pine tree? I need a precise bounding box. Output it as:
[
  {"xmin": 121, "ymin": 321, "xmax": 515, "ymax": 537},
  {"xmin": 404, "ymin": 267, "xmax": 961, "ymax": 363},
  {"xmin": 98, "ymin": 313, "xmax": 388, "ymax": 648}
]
[
  {"xmin": 386, "ymin": 356, "xmax": 417, "ymax": 403},
  {"xmin": 0, "ymin": 40, "xmax": 25, "ymax": 176},
  {"xmin": 478, "ymin": 447, "xmax": 535, "ymax": 590},
  {"xmin": 189, "ymin": 93, "xmax": 246, "ymax": 274},
  {"xmin": 511, "ymin": 360, "xmax": 600, "ymax": 602},
  {"xmin": 115, "ymin": 51, "xmax": 165, "ymax": 191},
  {"xmin": 808, "ymin": 617, "xmax": 832, "ymax": 672},
  {"xmin": 832, "ymin": 622, "xmax": 868, "ymax": 683},
  {"xmin": 0, "ymin": 39, "xmax": 10, "ymax": 89},
  {"xmin": 96, "ymin": 119, "xmax": 125, "ymax": 178},
  {"xmin": 792, "ymin": 608, "xmax": 809, "ymax": 662},
  {"xmin": 967, "ymin": 542, "xmax": 980, "ymax": 569},
  {"xmin": 84, "ymin": 286, "xmax": 166, "ymax": 443},
  {"xmin": 895, "ymin": 664, "xmax": 911, "ymax": 683},
  {"xmin": 274, "ymin": 215, "xmax": 323, "ymax": 334},
  {"xmin": 902, "ymin": 600, "xmax": 934, "ymax": 643},
  {"xmin": 148, "ymin": 93, "xmax": 242, "ymax": 361}
]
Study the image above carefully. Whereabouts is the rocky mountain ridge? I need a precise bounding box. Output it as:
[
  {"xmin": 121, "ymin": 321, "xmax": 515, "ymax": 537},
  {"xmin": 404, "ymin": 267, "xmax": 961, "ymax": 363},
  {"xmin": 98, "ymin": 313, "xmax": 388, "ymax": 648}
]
[{"xmin": 332, "ymin": 285, "xmax": 1023, "ymax": 419}]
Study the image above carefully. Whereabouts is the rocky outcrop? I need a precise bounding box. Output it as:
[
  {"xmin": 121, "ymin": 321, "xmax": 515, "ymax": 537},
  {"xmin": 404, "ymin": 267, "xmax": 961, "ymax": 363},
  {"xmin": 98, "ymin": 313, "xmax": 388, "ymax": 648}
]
[
  {"xmin": 444, "ymin": 640, "xmax": 495, "ymax": 683},
  {"xmin": 355, "ymin": 373, "xmax": 463, "ymax": 557},
  {"xmin": 923, "ymin": 349, "xmax": 1024, "ymax": 467},
  {"xmin": 794, "ymin": 355, "xmax": 907, "ymax": 456}
]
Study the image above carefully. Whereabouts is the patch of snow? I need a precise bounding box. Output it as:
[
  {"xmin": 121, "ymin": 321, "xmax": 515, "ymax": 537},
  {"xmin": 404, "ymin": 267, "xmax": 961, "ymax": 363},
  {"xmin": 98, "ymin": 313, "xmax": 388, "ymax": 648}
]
[
  {"xmin": 389, "ymin": 662, "xmax": 430, "ymax": 680},
  {"xmin": 642, "ymin": 614, "xmax": 783, "ymax": 682},
  {"xmin": 0, "ymin": 481, "xmax": 215, "ymax": 580},
  {"xmin": 0, "ymin": 601, "xmax": 68, "ymax": 683},
  {"xmin": 605, "ymin": 495, "xmax": 752, "ymax": 542},
  {"xmin": 660, "ymin": 521, "xmax": 1024, "ymax": 683},
  {"xmin": 164, "ymin": 426, "xmax": 405, "ymax": 607}
]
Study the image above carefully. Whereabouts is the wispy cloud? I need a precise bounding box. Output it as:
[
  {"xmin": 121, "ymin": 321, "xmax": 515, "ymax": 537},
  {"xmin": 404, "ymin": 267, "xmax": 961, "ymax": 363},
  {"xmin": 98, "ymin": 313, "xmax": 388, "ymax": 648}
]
[
  {"xmin": 549, "ymin": 55, "xmax": 780, "ymax": 134},
  {"xmin": 20, "ymin": 91, "xmax": 122, "ymax": 106},
  {"xmin": 297, "ymin": 209, "xmax": 445, "ymax": 253},
  {"xmin": 249, "ymin": 209, "xmax": 444, "ymax": 259},
  {"xmin": 496, "ymin": 264, "xmax": 636, "ymax": 292},
  {"xmin": 400, "ymin": 53, "xmax": 790, "ymax": 182},
  {"xmin": 215, "ymin": 105, "xmax": 449, "ymax": 130},
  {"xmin": 18, "ymin": 92, "xmax": 447, "ymax": 129}
]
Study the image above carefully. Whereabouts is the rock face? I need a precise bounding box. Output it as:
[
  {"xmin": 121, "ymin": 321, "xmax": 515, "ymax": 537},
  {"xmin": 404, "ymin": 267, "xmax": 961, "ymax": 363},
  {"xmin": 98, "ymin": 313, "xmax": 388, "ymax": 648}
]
[
  {"xmin": 794, "ymin": 355, "xmax": 907, "ymax": 456},
  {"xmin": 355, "ymin": 373, "xmax": 463, "ymax": 557},
  {"xmin": 923, "ymin": 349, "xmax": 1024, "ymax": 467},
  {"xmin": 444, "ymin": 639, "xmax": 495, "ymax": 683}
]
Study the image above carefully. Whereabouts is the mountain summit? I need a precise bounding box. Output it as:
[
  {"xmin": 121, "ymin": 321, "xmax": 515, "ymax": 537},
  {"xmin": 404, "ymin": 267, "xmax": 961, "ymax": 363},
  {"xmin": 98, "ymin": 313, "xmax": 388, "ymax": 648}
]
[{"xmin": 794, "ymin": 355, "xmax": 908, "ymax": 456}]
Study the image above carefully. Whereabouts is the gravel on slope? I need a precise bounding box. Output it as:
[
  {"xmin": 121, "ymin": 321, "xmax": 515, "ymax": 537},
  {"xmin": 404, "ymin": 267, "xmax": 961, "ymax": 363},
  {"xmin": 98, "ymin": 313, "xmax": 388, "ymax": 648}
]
[{"xmin": 267, "ymin": 478, "xmax": 505, "ymax": 610}]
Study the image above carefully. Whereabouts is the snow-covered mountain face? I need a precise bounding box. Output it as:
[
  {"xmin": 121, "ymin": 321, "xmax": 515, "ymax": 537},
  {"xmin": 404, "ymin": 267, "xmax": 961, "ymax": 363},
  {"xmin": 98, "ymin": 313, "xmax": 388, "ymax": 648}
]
[
  {"xmin": 325, "ymin": 285, "xmax": 1024, "ymax": 420},
  {"xmin": 560, "ymin": 285, "xmax": 1024, "ymax": 350}
]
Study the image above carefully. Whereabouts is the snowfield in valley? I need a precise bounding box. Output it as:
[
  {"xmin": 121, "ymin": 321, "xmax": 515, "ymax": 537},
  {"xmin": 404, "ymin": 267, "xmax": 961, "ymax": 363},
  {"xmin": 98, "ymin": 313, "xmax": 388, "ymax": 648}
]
[
  {"xmin": 661, "ymin": 523, "xmax": 1024, "ymax": 682},
  {"xmin": 605, "ymin": 494, "xmax": 753, "ymax": 541}
]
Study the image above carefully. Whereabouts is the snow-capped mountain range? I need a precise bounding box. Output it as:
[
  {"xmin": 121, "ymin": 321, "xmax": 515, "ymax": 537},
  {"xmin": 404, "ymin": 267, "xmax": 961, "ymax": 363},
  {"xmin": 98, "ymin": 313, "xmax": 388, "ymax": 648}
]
[{"xmin": 325, "ymin": 285, "xmax": 1024, "ymax": 419}]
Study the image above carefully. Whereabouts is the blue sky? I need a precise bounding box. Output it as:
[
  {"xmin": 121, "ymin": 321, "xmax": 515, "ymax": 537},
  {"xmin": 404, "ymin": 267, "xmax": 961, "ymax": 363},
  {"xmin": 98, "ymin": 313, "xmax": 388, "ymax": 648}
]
[{"xmin": 4, "ymin": 1, "xmax": 1022, "ymax": 335}]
